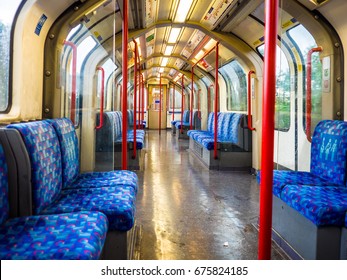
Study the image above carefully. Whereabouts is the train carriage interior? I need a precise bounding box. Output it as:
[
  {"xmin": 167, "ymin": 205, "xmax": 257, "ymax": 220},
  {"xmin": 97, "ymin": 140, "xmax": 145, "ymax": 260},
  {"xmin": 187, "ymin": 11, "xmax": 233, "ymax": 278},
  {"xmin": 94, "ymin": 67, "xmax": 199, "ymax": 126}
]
[{"xmin": 1, "ymin": 0, "xmax": 347, "ymax": 262}]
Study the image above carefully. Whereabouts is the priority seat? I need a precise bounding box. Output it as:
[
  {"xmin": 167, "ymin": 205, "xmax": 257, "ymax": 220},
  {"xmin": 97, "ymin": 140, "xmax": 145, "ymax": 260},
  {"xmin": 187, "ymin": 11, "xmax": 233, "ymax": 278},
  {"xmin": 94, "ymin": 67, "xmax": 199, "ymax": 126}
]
[
  {"xmin": 258, "ymin": 120, "xmax": 347, "ymax": 197},
  {"xmin": 0, "ymin": 142, "xmax": 108, "ymax": 260}
]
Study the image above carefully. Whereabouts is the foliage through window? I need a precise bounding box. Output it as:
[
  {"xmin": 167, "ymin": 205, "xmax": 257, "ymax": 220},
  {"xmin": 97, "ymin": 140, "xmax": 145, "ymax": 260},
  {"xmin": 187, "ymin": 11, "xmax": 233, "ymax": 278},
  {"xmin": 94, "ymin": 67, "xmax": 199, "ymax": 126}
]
[{"xmin": 0, "ymin": 1, "xmax": 22, "ymax": 112}]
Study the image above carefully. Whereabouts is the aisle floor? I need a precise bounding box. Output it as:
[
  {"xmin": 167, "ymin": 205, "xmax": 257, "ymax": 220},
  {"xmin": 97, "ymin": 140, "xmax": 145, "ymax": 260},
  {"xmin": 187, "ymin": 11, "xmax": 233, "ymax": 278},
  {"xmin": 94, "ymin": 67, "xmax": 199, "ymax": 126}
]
[{"xmin": 134, "ymin": 130, "xmax": 288, "ymax": 260}]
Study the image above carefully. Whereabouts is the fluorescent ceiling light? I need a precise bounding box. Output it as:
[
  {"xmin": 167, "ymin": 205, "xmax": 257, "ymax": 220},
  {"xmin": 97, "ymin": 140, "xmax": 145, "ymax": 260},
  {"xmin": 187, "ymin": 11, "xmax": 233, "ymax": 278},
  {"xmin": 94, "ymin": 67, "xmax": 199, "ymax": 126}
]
[
  {"xmin": 204, "ymin": 38, "xmax": 217, "ymax": 51},
  {"xmin": 159, "ymin": 68, "xmax": 164, "ymax": 73},
  {"xmin": 161, "ymin": 57, "xmax": 169, "ymax": 67},
  {"xmin": 164, "ymin": 45, "xmax": 174, "ymax": 56},
  {"xmin": 195, "ymin": 50, "xmax": 205, "ymax": 61},
  {"xmin": 174, "ymin": 0, "xmax": 193, "ymax": 23},
  {"xmin": 168, "ymin": 28, "xmax": 181, "ymax": 44}
]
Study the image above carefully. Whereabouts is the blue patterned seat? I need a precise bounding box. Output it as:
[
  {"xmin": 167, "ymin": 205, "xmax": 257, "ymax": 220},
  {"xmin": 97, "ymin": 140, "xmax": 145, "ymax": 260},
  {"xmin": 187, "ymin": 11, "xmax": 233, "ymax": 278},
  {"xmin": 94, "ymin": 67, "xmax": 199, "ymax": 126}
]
[
  {"xmin": 7, "ymin": 121, "xmax": 137, "ymax": 231},
  {"xmin": 45, "ymin": 118, "xmax": 138, "ymax": 191},
  {"xmin": 261, "ymin": 120, "xmax": 347, "ymax": 197},
  {"xmin": 0, "ymin": 143, "xmax": 108, "ymax": 260},
  {"xmin": 188, "ymin": 112, "xmax": 244, "ymax": 150},
  {"xmin": 281, "ymin": 185, "xmax": 347, "ymax": 226}
]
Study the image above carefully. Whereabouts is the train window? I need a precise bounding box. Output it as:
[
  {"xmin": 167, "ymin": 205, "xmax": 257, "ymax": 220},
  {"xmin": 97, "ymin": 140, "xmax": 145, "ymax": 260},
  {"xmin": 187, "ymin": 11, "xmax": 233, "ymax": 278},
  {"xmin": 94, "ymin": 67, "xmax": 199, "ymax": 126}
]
[
  {"xmin": 61, "ymin": 35, "xmax": 97, "ymax": 126},
  {"xmin": 288, "ymin": 24, "xmax": 322, "ymax": 134},
  {"xmin": 169, "ymin": 86, "xmax": 182, "ymax": 110},
  {"xmin": 258, "ymin": 44, "xmax": 291, "ymax": 131},
  {"xmin": 97, "ymin": 58, "xmax": 117, "ymax": 110},
  {"xmin": 219, "ymin": 60, "xmax": 247, "ymax": 112},
  {"xmin": 0, "ymin": 1, "xmax": 21, "ymax": 112}
]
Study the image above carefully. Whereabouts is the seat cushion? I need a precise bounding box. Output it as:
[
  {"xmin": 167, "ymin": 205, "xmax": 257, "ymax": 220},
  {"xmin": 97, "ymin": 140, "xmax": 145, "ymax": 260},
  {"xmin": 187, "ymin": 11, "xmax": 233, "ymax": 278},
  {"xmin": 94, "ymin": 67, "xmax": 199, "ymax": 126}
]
[
  {"xmin": 263, "ymin": 170, "xmax": 340, "ymax": 198},
  {"xmin": 0, "ymin": 212, "xmax": 108, "ymax": 260},
  {"xmin": 281, "ymin": 185, "xmax": 347, "ymax": 226},
  {"xmin": 41, "ymin": 186, "xmax": 136, "ymax": 231},
  {"xmin": 66, "ymin": 170, "xmax": 138, "ymax": 193}
]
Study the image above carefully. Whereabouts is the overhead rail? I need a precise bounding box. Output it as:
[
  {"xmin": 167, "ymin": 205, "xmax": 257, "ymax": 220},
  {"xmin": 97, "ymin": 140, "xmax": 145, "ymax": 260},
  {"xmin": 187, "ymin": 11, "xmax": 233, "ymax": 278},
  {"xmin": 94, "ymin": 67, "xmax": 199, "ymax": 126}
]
[
  {"xmin": 63, "ymin": 40, "xmax": 77, "ymax": 125},
  {"xmin": 132, "ymin": 38, "xmax": 138, "ymax": 159},
  {"xmin": 122, "ymin": 0, "xmax": 128, "ymax": 170},
  {"xmin": 306, "ymin": 46, "xmax": 323, "ymax": 142},
  {"xmin": 258, "ymin": 0, "xmax": 278, "ymax": 260},
  {"xmin": 95, "ymin": 67, "xmax": 105, "ymax": 130},
  {"xmin": 247, "ymin": 70, "xmax": 256, "ymax": 131}
]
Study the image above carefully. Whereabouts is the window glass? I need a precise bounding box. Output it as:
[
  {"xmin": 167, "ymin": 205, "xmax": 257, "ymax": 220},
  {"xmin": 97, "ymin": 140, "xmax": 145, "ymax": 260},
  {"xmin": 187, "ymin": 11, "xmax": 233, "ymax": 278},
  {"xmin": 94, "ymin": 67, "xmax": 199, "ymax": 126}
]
[
  {"xmin": 97, "ymin": 58, "xmax": 117, "ymax": 109},
  {"xmin": 288, "ymin": 24, "xmax": 322, "ymax": 134},
  {"xmin": 0, "ymin": 1, "xmax": 22, "ymax": 112},
  {"xmin": 258, "ymin": 44, "xmax": 291, "ymax": 130},
  {"xmin": 169, "ymin": 86, "xmax": 182, "ymax": 110},
  {"xmin": 62, "ymin": 35, "xmax": 97, "ymax": 125},
  {"xmin": 219, "ymin": 60, "xmax": 247, "ymax": 111}
]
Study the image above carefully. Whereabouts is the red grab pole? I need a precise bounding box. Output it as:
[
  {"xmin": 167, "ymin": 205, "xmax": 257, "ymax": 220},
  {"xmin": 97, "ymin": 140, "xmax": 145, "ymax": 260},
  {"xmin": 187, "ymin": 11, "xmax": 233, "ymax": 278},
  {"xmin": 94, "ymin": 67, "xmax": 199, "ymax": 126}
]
[
  {"xmin": 141, "ymin": 74, "xmax": 145, "ymax": 128},
  {"xmin": 172, "ymin": 84, "xmax": 175, "ymax": 121},
  {"xmin": 159, "ymin": 73, "xmax": 162, "ymax": 135},
  {"xmin": 121, "ymin": 0, "xmax": 128, "ymax": 170},
  {"xmin": 132, "ymin": 39, "xmax": 138, "ymax": 159},
  {"xmin": 306, "ymin": 46, "xmax": 323, "ymax": 142},
  {"xmin": 190, "ymin": 68, "xmax": 194, "ymax": 130},
  {"xmin": 247, "ymin": 70, "xmax": 256, "ymax": 131},
  {"xmin": 213, "ymin": 43, "xmax": 219, "ymax": 160},
  {"xmin": 181, "ymin": 75, "xmax": 184, "ymax": 134},
  {"xmin": 64, "ymin": 40, "xmax": 77, "ymax": 125},
  {"xmin": 96, "ymin": 67, "xmax": 105, "ymax": 129},
  {"xmin": 258, "ymin": 0, "xmax": 279, "ymax": 260},
  {"xmin": 138, "ymin": 71, "xmax": 141, "ymax": 129}
]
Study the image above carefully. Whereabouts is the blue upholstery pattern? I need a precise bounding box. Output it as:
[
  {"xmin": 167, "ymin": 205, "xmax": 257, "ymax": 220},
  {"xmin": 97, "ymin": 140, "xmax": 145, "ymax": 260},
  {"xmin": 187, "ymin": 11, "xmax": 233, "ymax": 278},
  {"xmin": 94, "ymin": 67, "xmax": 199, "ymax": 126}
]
[
  {"xmin": 281, "ymin": 185, "xmax": 347, "ymax": 226},
  {"xmin": 0, "ymin": 144, "xmax": 9, "ymax": 225},
  {"xmin": 48, "ymin": 118, "xmax": 139, "ymax": 190},
  {"xmin": 258, "ymin": 170, "xmax": 338, "ymax": 198},
  {"xmin": 187, "ymin": 112, "xmax": 244, "ymax": 150},
  {"xmin": 310, "ymin": 120, "xmax": 347, "ymax": 186},
  {"xmin": 0, "ymin": 212, "xmax": 108, "ymax": 260},
  {"xmin": 42, "ymin": 186, "xmax": 136, "ymax": 231},
  {"xmin": 7, "ymin": 122, "xmax": 62, "ymax": 214},
  {"xmin": 69, "ymin": 171, "xmax": 138, "ymax": 193},
  {"xmin": 44, "ymin": 118, "xmax": 80, "ymax": 186}
]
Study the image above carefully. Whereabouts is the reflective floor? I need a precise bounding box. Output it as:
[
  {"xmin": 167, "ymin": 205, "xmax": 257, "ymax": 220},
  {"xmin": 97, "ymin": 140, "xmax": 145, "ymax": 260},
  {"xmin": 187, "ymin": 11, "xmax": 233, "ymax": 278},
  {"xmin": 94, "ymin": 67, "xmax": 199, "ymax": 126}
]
[{"xmin": 134, "ymin": 130, "xmax": 288, "ymax": 260}]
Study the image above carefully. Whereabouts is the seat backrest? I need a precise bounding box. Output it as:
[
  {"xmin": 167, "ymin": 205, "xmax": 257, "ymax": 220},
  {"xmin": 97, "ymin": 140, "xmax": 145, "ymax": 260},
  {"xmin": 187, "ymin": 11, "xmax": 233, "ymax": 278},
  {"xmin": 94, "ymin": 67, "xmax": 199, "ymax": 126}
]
[
  {"xmin": 311, "ymin": 120, "xmax": 347, "ymax": 185},
  {"xmin": 45, "ymin": 118, "xmax": 80, "ymax": 188},
  {"xmin": 0, "ymin": 143, "xmax": 9, "ymax": 226},
  {"xmin": 218, "ymin": 113, "xmax": 234, "ymax": 141},
  {"xmin": 208, "ymin": 112, "xmax": 221, "ymax": 134},
  {"xmin": 7, "ymin": 121, "xmax": 62, "ymax": 214},
  {"xmin": 183, "ymin": 110, "xmax": 190, "ymax": 122}
]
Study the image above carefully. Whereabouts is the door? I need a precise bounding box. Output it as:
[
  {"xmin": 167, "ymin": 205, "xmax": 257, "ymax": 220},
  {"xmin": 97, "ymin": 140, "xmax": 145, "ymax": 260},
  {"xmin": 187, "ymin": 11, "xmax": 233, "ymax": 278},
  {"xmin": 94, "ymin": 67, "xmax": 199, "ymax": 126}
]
[{"xmin": 148, "ymin": 84, "xmax": 167, "ymax": 129}]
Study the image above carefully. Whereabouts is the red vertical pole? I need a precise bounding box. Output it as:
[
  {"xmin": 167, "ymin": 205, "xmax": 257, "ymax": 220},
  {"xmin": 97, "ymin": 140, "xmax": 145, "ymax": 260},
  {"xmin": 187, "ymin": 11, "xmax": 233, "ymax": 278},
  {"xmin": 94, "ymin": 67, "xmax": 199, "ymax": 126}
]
[
  {"xmin": 159, "ymin": 73, "xmax": 162, "ymax": 135},
  {"xmin": 213, "ymin": 43, "xmax": 219, "ymax": 160},
  {"xmin": 248, "ymin": 70, "xmax": 256, "ymax": 131},
  {"xmin": 181, "ymin": 75, "xmax": 184, "ymax": 134},
  {"xmin": 198, "ymin": 89, "xmax": 201, "ymax": 119},
  {"xmin": 96, "ymin": 67, "xmax": 105, "ymax": 129},
  {"xmin": 172, "ymin": 84, "xmax": 175, "ymax": 121},
  {"xmin": 142, "ymin": 74, "xmax": 145, "ymax": 128},
  {"xmin": 138, "ymin": 71, "xmax": 141, "ymax": 129},
  {"xmin": 258, "ymin": 0, "xmax": 279, "ymax": 260},
  {"xmin": 64, "ymin": 41, "xmax": 77, "ymax": 125},
  {"xmin": 121, "ymin": 0, "xmax": 128, "ymax": 170},
  {"xmin": 190, "ymin": 67, "xmax": 194, "ymax": 130},
  {"xmin": 132, "ymin": 39, "xmax": 138, "ymax": 159}
]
